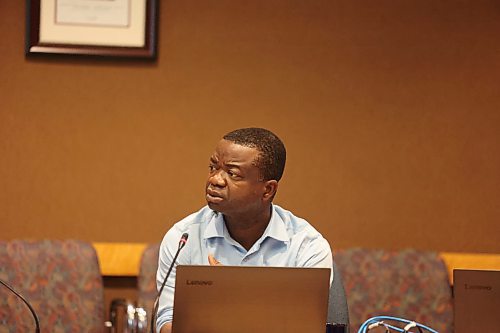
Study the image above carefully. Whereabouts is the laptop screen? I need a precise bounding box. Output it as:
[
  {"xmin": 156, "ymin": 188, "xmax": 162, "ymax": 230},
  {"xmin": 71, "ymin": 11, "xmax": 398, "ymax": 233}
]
[
  {"xmin": 454, "ymin": 269, "xmax": 500, "ymax": 333},
  {"xmin": 172, "ymin": 265, "xmax": 330, "ymax": 333}
]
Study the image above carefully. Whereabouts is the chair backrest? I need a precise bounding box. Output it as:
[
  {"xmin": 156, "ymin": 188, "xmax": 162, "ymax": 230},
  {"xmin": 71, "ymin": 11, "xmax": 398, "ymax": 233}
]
[
  {"xmin": 0, "ymin": 239, "xmax": 105, "ymax": 333},
  {"xmin": 334, "ymin": 248, "xmax": 453, "ymax": 333},
  {"xmin": 137, "ymin": 243, "xmax": 161, "ymax": 321},
  {"xmin": 328, "ymin": 260, "xmax": 350, "ymax": 327}
]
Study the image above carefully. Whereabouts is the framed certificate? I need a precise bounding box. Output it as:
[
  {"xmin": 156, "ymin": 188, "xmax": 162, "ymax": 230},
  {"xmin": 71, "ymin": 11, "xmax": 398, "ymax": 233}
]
[{"xmin": 26, "ymin": 0, "xmax": 158, "ymax": 59}]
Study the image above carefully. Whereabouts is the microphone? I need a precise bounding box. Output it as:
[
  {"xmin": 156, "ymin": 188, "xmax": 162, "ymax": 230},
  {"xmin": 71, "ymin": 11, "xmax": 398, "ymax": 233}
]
[
  {"xmin": 0, "ymin": 278, "xmax": 41, "ymax": 333},
  {"xmin": 150, "ymin": 233, "xmax": 189, "ymax": 333}
]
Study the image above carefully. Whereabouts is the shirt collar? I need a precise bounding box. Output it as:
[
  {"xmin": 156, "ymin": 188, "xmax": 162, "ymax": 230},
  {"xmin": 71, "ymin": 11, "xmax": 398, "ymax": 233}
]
[
  {"xmin": 203, "ymin": 210, "xmax": 225, "ymax": 239},
  {"xmin": 202, "ymin": 205, "xmax": 289, "ymax": 243},
  {"xmin": 264, "ymin": 205, "xmax": 289, "ymax": 243}
]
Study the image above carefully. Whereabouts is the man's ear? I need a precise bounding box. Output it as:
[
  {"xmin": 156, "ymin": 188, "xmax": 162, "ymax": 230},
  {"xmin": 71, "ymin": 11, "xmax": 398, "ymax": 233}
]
[{"xmin": 263, "ymin": 180, "xmax": 278, "ymax": 202}]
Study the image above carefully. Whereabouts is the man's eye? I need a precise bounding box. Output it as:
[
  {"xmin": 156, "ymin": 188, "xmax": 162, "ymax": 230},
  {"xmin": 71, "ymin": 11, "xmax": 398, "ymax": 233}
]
[
  {"xmin": 227, "ymin": 170, "xmax": 239, "ymax": 178},
  {"xmin": 208, "ymin": 164, "xmax": 216, "ymax": 171}
]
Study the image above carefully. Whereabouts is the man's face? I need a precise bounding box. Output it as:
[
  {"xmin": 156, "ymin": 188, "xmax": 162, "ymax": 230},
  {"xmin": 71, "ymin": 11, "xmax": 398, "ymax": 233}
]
[{"xmin": 205, "ymin": 139, "xmax": 267, "ymax": 216}]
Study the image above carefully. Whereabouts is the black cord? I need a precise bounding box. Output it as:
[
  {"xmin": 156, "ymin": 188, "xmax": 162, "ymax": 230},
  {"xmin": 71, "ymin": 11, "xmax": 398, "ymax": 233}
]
[
  {"xmin": 0, "ymin": 278, "xmax": 41, "ymax": 333},
  {"xmin": 150, "ymin": 250, "xmax": 182, "ymax": 333},
  {"xmin": 150, "ymin": 233, "xmax": 189, "ymax": 333}
]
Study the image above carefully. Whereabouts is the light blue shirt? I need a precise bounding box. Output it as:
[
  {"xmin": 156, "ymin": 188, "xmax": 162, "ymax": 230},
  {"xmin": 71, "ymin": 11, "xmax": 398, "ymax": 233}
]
[{"xmin": 156, "ymin": 204, "xmax": 333, "ymax": 331}]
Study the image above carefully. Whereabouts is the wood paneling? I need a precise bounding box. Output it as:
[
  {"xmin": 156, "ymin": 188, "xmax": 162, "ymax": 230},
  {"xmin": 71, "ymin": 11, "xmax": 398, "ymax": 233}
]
[{"xmin": 1, "ymin": 1, "xmax": 499, "ymax": 253}]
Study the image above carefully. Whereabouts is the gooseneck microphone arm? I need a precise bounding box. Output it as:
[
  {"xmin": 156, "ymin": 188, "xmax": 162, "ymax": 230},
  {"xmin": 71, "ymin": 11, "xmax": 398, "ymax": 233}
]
[
  {"xmin": 150, "ymin": 233, "xmax": 189, "ymax": 333},
  {"xmin": 0, "ymin": 278, "xmax": 41, "ymax": 333}
]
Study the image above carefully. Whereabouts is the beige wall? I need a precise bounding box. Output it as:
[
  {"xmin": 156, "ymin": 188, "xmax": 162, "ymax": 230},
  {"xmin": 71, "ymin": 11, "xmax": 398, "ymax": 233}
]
[{"xmin": 1, "ymin": 1, "xmax": 499, "ymax": 253}]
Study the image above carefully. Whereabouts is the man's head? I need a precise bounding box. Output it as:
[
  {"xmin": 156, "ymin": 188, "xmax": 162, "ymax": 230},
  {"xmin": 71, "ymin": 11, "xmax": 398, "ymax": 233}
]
[
  {"xmin": 205, "ymin": 128, "xmax": 286, "ymax": 217},
  {"xmin": 222, "ymin": 128, "xmax": 286, "ymax": 182}
]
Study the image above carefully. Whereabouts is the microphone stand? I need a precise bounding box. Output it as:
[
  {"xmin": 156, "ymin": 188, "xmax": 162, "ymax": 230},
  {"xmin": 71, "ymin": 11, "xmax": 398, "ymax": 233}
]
[
  {"xmin": 0, "ymin": 278, "xmax": 41, "ymax": 333},
  {"xmin": 150, "ymin": 233, "xmax": 189, "ymax": 333}
]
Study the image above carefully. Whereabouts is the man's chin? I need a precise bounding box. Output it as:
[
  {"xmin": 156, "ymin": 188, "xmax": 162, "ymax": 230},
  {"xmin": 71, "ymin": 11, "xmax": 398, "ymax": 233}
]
[{"xmin": 207, "ymin": 201, "xmax": 224, "ymax": 213}]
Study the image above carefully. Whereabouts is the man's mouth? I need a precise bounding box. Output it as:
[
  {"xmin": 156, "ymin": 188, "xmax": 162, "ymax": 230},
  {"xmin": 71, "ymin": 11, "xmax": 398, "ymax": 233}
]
[{"xmin": 206, "ymin": 189, "xmax": 224, "ymax": 203}]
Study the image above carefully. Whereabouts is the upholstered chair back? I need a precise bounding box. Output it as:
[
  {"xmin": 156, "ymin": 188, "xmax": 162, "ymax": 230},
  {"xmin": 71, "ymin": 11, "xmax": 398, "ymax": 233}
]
[
  {"xmin": 334, "ymin": 248, "xmax": 453, "ymax": 333},
  {"xmin": 0, "ymin": 240, "xmax": 105, "ymax": 333}
]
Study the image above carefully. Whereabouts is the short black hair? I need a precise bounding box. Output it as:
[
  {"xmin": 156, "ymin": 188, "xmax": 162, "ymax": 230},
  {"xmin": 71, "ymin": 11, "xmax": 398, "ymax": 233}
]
[{"xmin": 223, "ymin": 128, "xmax": 286, "ymax": 181}]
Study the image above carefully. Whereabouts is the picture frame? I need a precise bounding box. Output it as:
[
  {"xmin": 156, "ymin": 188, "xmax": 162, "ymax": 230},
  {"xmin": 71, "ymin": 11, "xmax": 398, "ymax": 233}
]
[{"xmin": 26, "ymin": 0, "xmax": 158, "ymax": 59}]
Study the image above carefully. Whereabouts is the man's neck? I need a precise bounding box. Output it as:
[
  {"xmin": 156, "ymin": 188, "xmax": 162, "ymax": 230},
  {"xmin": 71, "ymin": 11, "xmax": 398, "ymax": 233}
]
[{"xmin": 223, "ymin": 206, "xmax": 272, "ymax": 251}]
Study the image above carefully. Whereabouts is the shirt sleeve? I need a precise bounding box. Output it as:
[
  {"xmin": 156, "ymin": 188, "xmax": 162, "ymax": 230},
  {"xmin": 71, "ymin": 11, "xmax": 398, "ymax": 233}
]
[{"xmin": 296, "ymin": 233, "xmax": 334, "ymax": 283}]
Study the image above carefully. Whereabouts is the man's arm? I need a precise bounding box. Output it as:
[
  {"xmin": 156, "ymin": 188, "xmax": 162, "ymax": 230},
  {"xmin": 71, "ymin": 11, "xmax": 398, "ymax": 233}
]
[
  {"xmin": 155, "ymin": 229, "xmax": 185, "ymax": 332},
  {"xmin": 297, "ymin": 235, "xmax": 333, "ymax": 267},
  {"xmin": 296, "ymin": 234, "xmax": 334, "ymax": 283}
]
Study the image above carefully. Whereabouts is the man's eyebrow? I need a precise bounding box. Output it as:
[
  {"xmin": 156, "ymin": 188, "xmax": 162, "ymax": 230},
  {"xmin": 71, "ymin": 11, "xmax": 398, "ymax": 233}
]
[
  {"xmin": 209, "ymin": 156, "xmax": 218, "ymax": 163},
  {"xmin": 224, "ymin": 162, "xmax": 243, "ymax": 169}
]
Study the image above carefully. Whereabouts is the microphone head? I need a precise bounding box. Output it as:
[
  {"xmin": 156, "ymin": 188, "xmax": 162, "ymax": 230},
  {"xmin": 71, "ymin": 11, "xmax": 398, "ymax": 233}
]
[{"xmin": 178, "ymin": 233, "xmax": 189, "ymax": 249}]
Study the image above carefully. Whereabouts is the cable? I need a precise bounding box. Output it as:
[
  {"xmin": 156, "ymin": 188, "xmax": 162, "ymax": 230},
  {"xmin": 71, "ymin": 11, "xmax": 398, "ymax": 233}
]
[
  {"xmin": 357, "ymin": 316, "xmax": 439, "ymax": 333},
  {"xmin": 0, "ymin": 278, "xmax": 41, "ymax": 333}
]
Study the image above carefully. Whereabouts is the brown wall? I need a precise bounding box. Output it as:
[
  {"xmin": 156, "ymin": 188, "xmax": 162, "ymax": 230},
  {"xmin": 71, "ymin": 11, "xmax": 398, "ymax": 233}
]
[{"xmin": 1, "ymin": 1, "xmax": 499, "ymax": 253}]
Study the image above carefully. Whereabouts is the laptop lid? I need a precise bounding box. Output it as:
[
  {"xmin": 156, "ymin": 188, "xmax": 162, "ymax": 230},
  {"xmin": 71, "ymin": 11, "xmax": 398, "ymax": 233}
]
[
  {"xmin": 172, "ymin": 265, "xmax": 330, "ymax": 333},
  {"xmin": 454, "ymin": 269, "xmax": 500, "ymax": 333}
]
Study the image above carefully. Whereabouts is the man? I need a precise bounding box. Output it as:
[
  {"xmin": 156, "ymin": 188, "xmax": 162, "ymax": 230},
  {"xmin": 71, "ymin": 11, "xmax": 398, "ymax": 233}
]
[{"xmin": 156, "ymin": 127, "xmax": 333, "ymax": 333}]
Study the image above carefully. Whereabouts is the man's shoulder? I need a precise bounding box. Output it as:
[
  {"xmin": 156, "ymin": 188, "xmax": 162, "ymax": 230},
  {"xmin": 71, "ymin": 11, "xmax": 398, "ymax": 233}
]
[
  {"xmin": 162, "ymin": 206, "xmax": 216, "ymax": 244},
  {"xmin": 272, "ymin": 204, "xmax": 320, "ymax": 235},
  {"xmin": 173, "ymin": 206, "xmax": 215, "ymax": 229},
  {"xmin": 272, "ymin": 205, "xmax": 332, "ymax": 262}
]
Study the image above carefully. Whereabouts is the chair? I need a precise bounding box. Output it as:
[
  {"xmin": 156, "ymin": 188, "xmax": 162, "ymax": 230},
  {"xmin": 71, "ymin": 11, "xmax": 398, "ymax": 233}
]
[
  {"xmin": 136, "ymin": 243, "xmax": 161, "ymax": 331},
  {"xmin": 334, "ymin": 248, "xmax": 453, "ymax": 333},
  {"xmin": 328, "ymin": 260, "xmax": 350, "ymax": 328},
  {"xmin": 0, "ymin": 239, "xmax": 106, "ymax": 333}
]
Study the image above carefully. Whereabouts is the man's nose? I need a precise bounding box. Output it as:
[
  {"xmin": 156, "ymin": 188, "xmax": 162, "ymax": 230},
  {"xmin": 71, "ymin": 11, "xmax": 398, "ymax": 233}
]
[{"xmin": 208, "ymin": 170, "xmax": 226, "ymax": 187}]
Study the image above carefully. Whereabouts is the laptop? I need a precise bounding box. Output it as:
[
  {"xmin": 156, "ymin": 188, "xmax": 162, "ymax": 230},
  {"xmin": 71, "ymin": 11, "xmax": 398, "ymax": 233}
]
[
  {"xmin": 171, "ymin": 265, "xmax": 330, "ymax": 333},
  {"xmin": 454, "ymin": 269, "xmax": 500, "ymax": 333}
]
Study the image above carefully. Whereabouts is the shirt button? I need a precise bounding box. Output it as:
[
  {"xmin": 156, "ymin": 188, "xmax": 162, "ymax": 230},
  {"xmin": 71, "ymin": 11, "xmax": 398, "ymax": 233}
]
[{"xmin": 242, "ymin": 257, "xmax": 248, "ymax": 262}]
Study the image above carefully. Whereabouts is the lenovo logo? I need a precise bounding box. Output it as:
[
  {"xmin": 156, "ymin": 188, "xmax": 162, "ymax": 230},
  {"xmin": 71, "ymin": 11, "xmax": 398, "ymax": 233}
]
[
  {"xmin": 186, "ymin": 280, "xmax": 213, "ymax": 286},
  {"xmin": 464, "ymin": 283, "xmax": 492, "ymax": 291}
]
